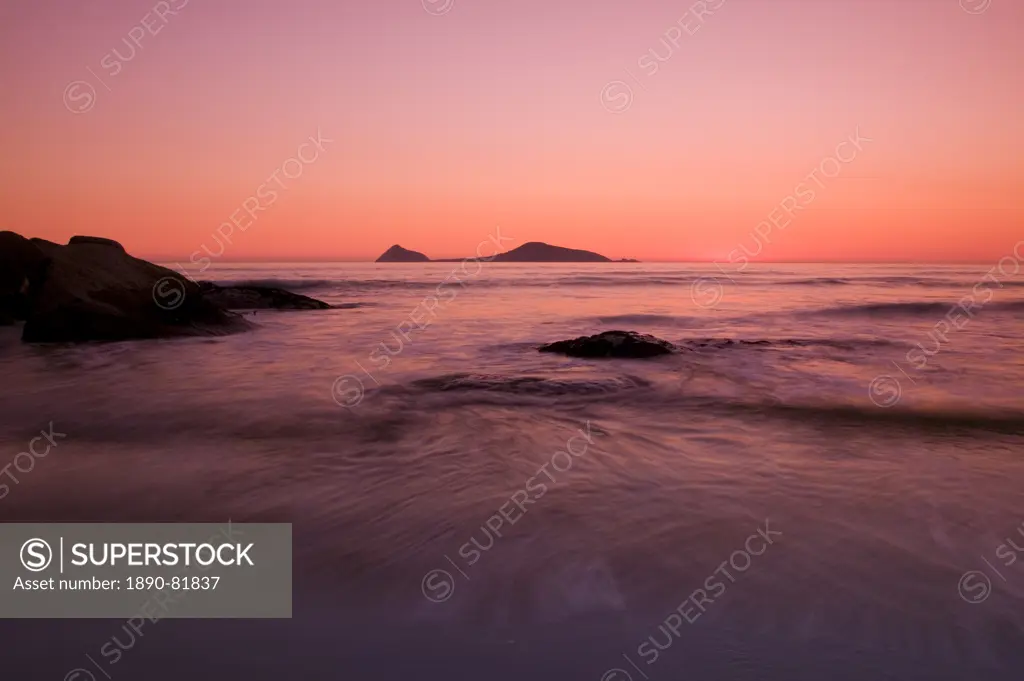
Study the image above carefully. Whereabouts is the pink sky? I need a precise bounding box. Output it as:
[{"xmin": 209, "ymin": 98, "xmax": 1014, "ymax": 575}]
[{"xmin": 1, "ymin": 0, "xmax": 1021, "ymax": 262}]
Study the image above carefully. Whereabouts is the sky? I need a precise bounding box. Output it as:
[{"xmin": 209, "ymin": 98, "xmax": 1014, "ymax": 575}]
[{"xmin": 1, "ymin": 0, "xmax": 1022, "ymax": 262}]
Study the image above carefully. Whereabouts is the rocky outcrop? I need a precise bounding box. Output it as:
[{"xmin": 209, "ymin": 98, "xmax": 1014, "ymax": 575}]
[
  {"xmin": 0, "ymin": 231, "xmax": 50, "ymax": 322},
  {"xmin": 376, "ymin": 245, "xmax": 430, "ymax": 263},
  {"xmin": 20, "ymin": 235, "xmax": 252, "ymax": 343},
  {"xmin": 197, "ymin": 282, "xmax": 331, "ymax": 310},
  {"xmin": 539, "ymin": 330, "xmax": 677, "ymax": 358}
]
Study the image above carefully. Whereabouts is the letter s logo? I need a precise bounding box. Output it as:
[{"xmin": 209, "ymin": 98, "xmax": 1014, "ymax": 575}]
[{"xmin": 20, "ymin": 538, "xmax": 53, "ymax": 572}]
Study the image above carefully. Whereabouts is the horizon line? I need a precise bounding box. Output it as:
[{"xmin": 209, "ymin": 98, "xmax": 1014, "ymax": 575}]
[{"xmin": 148, "ymin": 257, "xmax": 1006, "ymax": 265}]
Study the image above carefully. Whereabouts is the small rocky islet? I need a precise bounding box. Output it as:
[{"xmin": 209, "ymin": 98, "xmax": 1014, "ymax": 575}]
[{"xmin": 538, "ymin": 330, "xmax": 677, "ymax": 359}]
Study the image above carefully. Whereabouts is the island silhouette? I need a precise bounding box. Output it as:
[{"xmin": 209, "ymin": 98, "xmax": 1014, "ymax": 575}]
[
  {"xmin": 376, "ymin": 241, "xmax": 635, "ymax": 263},
  {"xmin": 376, "ymin": 245, "xmax": 430, "ymax": 262}
]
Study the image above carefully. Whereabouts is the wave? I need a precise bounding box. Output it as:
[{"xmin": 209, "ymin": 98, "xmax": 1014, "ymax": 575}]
[
  {"xmin": 402, "ymin": 371, "xmax": 1024, "ymax": 434},
  {"xmin": 409, "ymin": 373, "xmax": 651, "ymax": 396},
  {"xmin": 211, "ymin": 279, "xmax": 338, "ymax": 291},
  {"xmin": 780, "ymin": 277, "xmax": 853, "ymax": 286},
  {"xmin": 590, "ymin": 314, "xmax": 699, "ymax": 328},
  {"xmin": 810, "ymin": 300, "xmax": 1024, "ymax": 318},
  {"xmin": 553, "ymin": 275, "xmax": 1024, "ymax": 289},
  {"xmin": 704, "ymin": 399, "xmax": 1024, "ymax": 436},
  {"xmin": 550, "ymin": 276, "xmax": 699, "ymax": 287},
  {"xmin": 677, "ymin": 337, "xmax": 901, "ymax": 351},
  {"xmin": 778, "ymin": 276, "xmax": 1024, "ymax": 288}
]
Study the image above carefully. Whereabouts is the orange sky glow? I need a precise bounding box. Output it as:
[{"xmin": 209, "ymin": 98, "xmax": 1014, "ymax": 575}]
[{"xmin": 2, "ymin": 0, "xmax": 1022, "ymax": 262}]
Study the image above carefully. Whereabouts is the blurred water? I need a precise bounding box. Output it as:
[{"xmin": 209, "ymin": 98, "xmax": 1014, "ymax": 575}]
[{"xmin": 1, "ymin": 262, "xmax": 1023, "ymax": 680}]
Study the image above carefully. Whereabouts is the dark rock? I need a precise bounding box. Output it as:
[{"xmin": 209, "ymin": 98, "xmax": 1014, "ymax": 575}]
[
  {"xmin": 68, "ymin": 235, "xmax": 125, "ymax": 251},
  {"xmin": 0, "ymin": 231, "xmax": 50, "ymax": 321},
  {"xmin": 539, "ymin": 330, "xmax": 677, "ymax": 358},
  {"xmin": 376, "ymin": 245, "xmax": 430, "ymax": 262},
  {"xmin": 29, "ymin": 238, "xmax": 64, "ymax": 257},
  {"xmin": 197, "ymin": 282, "xmax": 331, "ymax": 310},
  {"xmin": 22, "ymin": 237, "xmax": 252, "ymax": 343}
]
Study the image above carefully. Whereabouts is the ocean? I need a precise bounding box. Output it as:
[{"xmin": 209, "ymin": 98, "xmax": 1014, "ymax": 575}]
[{"xmin": 2, "ymin": 261, "xmax": 1023, "ymax": 680}]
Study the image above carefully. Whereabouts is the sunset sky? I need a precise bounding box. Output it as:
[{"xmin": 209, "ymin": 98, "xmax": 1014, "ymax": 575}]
[{"xmin": 2, "ymin": 0, "xmax": 1021, "ymax": 262}]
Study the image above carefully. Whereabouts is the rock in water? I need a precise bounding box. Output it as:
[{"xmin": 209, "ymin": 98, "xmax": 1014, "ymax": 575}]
[
  {"xmin": 197, "ymin": 282, "xmax": 331, "ymax": 310},
  {"xmin": 22, "ymin": 235, "xmax": 252, "ymax": 343},
  {"xmin": 538, "ymin": 330, "xmax": 676, "ymax": 358}
]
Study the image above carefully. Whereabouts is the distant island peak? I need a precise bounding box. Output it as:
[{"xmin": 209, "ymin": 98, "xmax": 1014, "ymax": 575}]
[
  {"xmin": 375, "ymin": 241, "xmax": 629, "ymax": 263},
  {"xmin": 375, "ymin": 245, "xmax": 429, "ymax": 263}
]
